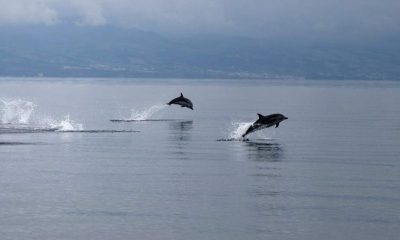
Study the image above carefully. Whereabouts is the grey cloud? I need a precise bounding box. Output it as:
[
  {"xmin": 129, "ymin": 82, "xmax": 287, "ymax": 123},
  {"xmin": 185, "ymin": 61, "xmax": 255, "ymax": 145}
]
[
  {"xmin": 0, "ymin": 0, "xmax": 399, "ymax": 39},
  {"xmin": 71, "ymin": 0, "xmax": 107, "ymax": 26},
  {"xmin": 0, "ymin": 0, "xmax": 58, "ymax": 25}
]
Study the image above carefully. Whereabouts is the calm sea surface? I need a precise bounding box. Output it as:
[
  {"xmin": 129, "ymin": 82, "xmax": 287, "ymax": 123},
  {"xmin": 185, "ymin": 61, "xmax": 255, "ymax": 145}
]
[{"xmin": 0, "ymin": 78, "xmax": 399, "ymax": 240}]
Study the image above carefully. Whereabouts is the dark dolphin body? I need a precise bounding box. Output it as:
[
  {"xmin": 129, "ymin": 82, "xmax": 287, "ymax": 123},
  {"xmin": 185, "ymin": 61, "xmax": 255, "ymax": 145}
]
[
  {"xmin": 167, "ymin": 93, "xmax": 193, "ymax": 110},
  {"xmin": 242, "ymin": 113, "xmax": 288, "ymax": 137}
]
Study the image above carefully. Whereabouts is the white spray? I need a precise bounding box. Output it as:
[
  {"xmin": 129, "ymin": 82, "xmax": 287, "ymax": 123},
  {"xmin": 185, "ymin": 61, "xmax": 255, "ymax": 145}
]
[
  {"xmin": 43, "ymin": 114, "xmax": 84, "ymax": 131},
  {"xmin": 0, "ymin": 98, "xmax": 84, "ymax": 131},
  {"xmin": 227, "ymin": 121, "xmax": 273, "ymax": 140},
  {"xmin": 0, "ymin": 99, "xmax": 35, "ymax": 124},
  {"xmin": 127, "ymin": 104, "xmax": 167, "ymax": 121},
  {"xmin": 228, "ymin": 121, "xmax": 253, "ymax": 140}
]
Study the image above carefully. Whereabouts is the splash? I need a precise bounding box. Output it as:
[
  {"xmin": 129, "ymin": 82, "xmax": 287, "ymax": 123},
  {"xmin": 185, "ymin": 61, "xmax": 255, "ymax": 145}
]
[
  {"xmin": 44, "ymin": 115, "xmax": 84, "ymax": 131},
  {"xmin": 0, "ymin": 99, "xmax": 35, "ymax": 124},
  {"xmin": 225, "ymin": 121, "xmax": 274, "ymax": 140},
  {"xmin": 228, "ymin": 121, "xmax": 253, "ymax": 140},
  {"xmin": 127, "ymin": 104, "xmax": 167, "ymax": 121},
  {"xmin": 0, "ymin": 99, "xmax": 89, "ymax": 133}
]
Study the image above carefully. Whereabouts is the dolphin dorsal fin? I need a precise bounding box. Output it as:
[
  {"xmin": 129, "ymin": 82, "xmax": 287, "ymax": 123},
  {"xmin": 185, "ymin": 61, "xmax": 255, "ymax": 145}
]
[
  {"xmin": 257, "ymin": 113, "xmax": 263, "ymax": 119},
  {"xmin": 180, "ymin": 93, "xmax": 183, "ymax": 97}
]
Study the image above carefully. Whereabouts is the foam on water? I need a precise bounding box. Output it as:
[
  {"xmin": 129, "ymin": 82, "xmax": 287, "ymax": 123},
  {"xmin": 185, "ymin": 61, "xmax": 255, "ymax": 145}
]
[
  {"xmin": 0, "ymin": 99, "xmax": 35, "ymax": 124},
  {"xmin": 127, "ymin": 104, "xmax": 167, "ymax": 121}
]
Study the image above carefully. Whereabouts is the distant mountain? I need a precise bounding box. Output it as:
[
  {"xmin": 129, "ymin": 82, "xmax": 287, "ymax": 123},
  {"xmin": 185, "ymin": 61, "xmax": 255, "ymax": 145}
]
[{"xmin": 0, "ymin": 25, "xmax": 399, "ymax": 80}]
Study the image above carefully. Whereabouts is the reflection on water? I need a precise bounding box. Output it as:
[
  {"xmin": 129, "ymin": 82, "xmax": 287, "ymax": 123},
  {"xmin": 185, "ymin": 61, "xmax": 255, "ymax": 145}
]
[
  {"xmin": 245, "ymin": 140, "xmax": 283, "ymax": 162},
  {"xmin": 168, "ymin": 121, "xmax": 193, "ymax": 159},
  {"xmin": 169, "ymin": 120, "xmax": 193, "ymax": 131},
  {"xmin": 244, "ymin": 140, "xmax": 284, "ymax": 236},
  {"xmin": 168, "ymin": 120, "xmax": 193, "ymax": 142},
  {"xmin": 242, "ymin": 140, "xmax": 284, "ymax": 235},
  {"xmin": 1, "ymin": 80, "xmax": 399, "ymax": 240}
]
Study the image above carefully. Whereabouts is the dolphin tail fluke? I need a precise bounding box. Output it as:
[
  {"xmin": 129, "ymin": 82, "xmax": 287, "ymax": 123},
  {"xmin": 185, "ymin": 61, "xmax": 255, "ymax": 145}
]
[{"xmin": 242, "ymin": 126, "xmax": 253, "ymax": 138}]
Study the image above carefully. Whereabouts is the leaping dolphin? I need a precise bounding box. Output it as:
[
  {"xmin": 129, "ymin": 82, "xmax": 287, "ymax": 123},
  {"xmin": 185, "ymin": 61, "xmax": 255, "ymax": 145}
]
[
  {"xmin": 167, "ymin": 93, "xmax": 193, "ymax": 110},
  {"xmin": 242, "ymin": 113, "xmax": 288, "ymax": 137}
]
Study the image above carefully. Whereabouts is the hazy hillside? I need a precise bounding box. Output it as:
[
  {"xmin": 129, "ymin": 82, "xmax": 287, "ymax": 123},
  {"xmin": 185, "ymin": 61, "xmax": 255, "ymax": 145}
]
[{"xmin": 0, "ymin": 25, "xmax": 399, "ymax": 80}]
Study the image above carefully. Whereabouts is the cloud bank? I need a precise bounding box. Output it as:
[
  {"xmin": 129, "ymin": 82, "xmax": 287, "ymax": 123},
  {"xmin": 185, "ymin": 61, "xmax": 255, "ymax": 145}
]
[{"xmin": 0, "ymin": 0, "xmax": 399, "ymax": 39}]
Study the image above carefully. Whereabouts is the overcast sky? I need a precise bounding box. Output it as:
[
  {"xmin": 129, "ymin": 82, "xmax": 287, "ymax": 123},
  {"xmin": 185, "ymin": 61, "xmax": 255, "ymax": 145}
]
[{"xmin": 0, "ymin": 0, "xmax": 399, "ymax": 39}]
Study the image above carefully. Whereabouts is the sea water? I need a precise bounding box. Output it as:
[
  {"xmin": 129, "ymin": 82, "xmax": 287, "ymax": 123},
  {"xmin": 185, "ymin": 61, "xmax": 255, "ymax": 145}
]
[{"xmin": 0, "ymin": 78, "xmax": 399, "ymax": 240}]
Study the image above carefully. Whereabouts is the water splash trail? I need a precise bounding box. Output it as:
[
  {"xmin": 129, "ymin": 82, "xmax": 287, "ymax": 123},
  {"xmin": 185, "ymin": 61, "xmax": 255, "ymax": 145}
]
[
  {"xmin": 126, "ymin": 104, "xmax": 167, "ymax": 121},
  {"xmin": 218, "ymin": 121, "xmax": 273, "ymax": 141},
  {"xmin": 44, "ymin": 114, "xmax": 84, "ymax": 131},
  {"xmin": 0, "ymin": 98, "xmax": 84, "ymax": 132},
  {"xmin": 0, "ymin": 99, "xmax": 35, "ymax": 124},
  {"xmin": 228, "ymin": 121, "xmax": 253, "ymax": 140},
  {"xmin": 216, "ymin": 121, "xmax": 252, "ymax": 141},
  {"xmin": 0, "ymin": 99, "xmax": 143, "ymax": 134}
]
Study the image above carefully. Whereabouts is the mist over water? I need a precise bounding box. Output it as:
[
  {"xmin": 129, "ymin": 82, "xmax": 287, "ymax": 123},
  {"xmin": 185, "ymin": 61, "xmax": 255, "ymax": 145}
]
[{"xmin": 0, "ymin": 79, "xmax": 399, "ymax": 240}]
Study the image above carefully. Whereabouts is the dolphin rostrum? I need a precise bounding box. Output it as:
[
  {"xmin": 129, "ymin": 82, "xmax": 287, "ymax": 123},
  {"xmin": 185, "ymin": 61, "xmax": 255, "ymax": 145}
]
[
  {"xmin": 242, "ymin": 113, "xmax": 288, "ymax": 137},
  {"xmin": 167, "ymin": 93, "xmax": 193, "ymax": 110}
]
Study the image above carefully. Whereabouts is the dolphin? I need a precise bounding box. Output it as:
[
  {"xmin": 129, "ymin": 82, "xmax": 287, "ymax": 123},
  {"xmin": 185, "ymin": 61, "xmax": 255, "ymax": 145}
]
[
  {"xmin": 242, "ymin": 113, "xmax": 288, "ymax": 137},
  {"xmin": 167, "ymin": 93, "xmax": 193, "ymax": 110}
]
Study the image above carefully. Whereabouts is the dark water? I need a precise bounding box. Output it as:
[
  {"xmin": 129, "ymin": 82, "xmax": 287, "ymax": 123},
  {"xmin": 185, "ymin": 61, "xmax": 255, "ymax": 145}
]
[{"xmin": 0, "ymin": 78, "xmax": 399, "ymax": 240}]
